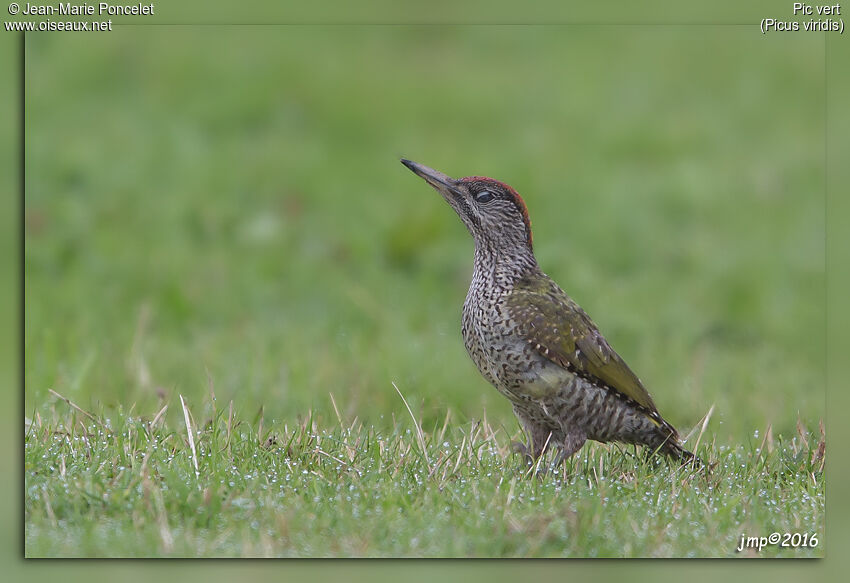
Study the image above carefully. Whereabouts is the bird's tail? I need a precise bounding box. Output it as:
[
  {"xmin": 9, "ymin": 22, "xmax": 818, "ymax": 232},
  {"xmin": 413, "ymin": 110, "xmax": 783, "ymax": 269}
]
[
  {"xmin": 658, "ymin": 437, "xmax": 704, "ymax": 469},
  {"xmin": 645, "ymin": 415, "xmax": 705, "ymax": 469}
]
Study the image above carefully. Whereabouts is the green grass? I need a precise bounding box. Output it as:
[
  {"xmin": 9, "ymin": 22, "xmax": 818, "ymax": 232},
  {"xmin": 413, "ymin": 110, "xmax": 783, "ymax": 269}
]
[
  {"xmin": 25, "ymin": 391, "xmax": 824, "ymax": 557},
  {"xmin": 24, "ymin": 26, "xmax": 825, "ymax": 556}
]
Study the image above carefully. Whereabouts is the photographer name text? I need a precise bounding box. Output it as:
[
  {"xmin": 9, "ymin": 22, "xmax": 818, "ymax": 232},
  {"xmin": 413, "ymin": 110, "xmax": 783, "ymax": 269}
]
[{"xmin": 17, "ymin": 2, "xmax": 153, "ymax": 16}]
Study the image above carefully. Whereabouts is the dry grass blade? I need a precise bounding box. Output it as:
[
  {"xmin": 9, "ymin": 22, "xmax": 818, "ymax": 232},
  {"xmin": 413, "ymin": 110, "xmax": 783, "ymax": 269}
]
[
  {"xmin": 315, "ymin": 448, "xmax": 352, "ymax": 470},
  {"xmin": 812, "ymin": 419, "xmax": 826, "ymax": 471},
  {"xmin": 504, "ymin": 476, "xmax": 517, "ymax": 515},
  {"xmin": 329, "ymin": 392, "xmax": 344, "ymax": 426},
  {"xmin": 796, "ymin": 415, "xmax": 810, "ymax": 450},
  {"xmin": 226, "ymin": 400, "xmax": 234, "ymax": 450},
  {"xmin": 256, "ymin": 405, "xmax": 265, "ymax": 444},
  {"xmin": 151, "ymin": 404, "xmax": 168, "ymax": 428},
  {"xmin": 756, "ymin": 423, "xmax": 772, "ymax": 459},
  {"xmin": 451, "ymin": 434, "xmax": 467, "ymax": 476},
  {"xmin": 691, "ymin": 403, "xmax": 715, "ymax": 457},
  {"xmin": 179, "ymin": 394, "xmax": 199, "ymax": 480},
  {"xmin": 526, "ymin": 431, "xmax": 553, "ymax": 478},
  {"xmin": 766, "ymin": 424, "xmax": 775, "ymax": 454},
  {"xmin": 391, "ymin": 381, "xmax": 431, "ymax": 469},
  {"xmin": 154, "ymin": 485, "xmax": 174, "ymax": 553},
  {"xmin": 437, "ymin": 409, "xmax": 451, "ymax": 444},
  {"xmin": 48, "ymin": 388, "xmax": 108, "ymax": 433}
]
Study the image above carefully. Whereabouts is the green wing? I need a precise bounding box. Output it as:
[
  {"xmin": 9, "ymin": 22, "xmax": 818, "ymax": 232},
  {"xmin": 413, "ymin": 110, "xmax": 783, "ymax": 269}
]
[{"xmin": 505, "ymin": 274, "xmax": 660, "ymax": 416}]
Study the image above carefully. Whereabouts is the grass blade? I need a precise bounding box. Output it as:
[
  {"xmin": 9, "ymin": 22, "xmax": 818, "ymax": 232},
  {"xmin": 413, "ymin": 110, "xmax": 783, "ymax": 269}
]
[
  {"xmin": 179, "ymin": 394, "xmax": 199, "ymax": 480},
  {"xmin": 391, "ymin": 381, "xmax": 431, "ymax": 469}
]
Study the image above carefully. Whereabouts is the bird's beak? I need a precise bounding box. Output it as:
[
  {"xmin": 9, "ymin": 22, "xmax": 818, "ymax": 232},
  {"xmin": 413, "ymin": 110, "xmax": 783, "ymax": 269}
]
[{"xmin": 401, "ymin": 159, "xmax": 461, "ymax": 198}]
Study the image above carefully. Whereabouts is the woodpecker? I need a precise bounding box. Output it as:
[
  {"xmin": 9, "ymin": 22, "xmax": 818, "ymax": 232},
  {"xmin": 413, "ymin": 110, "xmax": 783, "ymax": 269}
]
[{"xmin": 401, "ymin": 158, "xmax": 699, "ymax": 467}]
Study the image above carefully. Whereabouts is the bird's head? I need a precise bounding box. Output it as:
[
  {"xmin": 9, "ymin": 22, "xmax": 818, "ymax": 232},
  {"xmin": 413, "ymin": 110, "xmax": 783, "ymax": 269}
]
[{"xmin": 401, "ymin": 159, "xmax": 533, "ymax": 253}]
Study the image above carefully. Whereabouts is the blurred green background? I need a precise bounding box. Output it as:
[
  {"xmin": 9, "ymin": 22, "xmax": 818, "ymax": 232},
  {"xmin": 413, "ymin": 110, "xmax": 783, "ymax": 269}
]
[{"xmin": 24, "ymin": 26, "xmax": 824, "ymax": 444}]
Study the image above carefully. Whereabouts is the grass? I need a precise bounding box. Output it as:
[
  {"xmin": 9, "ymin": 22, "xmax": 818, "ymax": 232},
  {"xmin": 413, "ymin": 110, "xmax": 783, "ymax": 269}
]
[
  {"xmin": 23, "ymin": 25, "xmax": 825, "ymax": 556},
  {"xmin": 25, "ymin": 389, "xmax": 824, "ymax": 557}
]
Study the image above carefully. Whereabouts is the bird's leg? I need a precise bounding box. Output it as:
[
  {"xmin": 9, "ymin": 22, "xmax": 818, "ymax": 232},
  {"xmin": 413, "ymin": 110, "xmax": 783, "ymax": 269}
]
[
  {"xmin": 511, "ymin": 406, "xmax": 555, "ymax": 464},
  {"xmin": 550, "ymin": 426, "xmax": 587, "ymax": 467},
  {"xmin": 510, "ymin": 440, "xmax": 535, "ymax": 465}
]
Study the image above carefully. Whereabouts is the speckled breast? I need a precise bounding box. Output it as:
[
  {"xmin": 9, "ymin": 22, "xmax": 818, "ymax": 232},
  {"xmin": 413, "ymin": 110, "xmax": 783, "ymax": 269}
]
[{"xmin": 461, "ymin": 290, "xmax": 571, "ymax": 403}]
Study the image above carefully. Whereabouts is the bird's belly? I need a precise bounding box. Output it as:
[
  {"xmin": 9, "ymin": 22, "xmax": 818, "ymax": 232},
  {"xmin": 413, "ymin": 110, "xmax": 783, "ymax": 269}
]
[
  {"xmin": 489, "ymin": 338, "xmax": 572, "ymax": 400},
  {"xmin": 516, "ymin": 359, "xmax": 573, "ymax": 398}
]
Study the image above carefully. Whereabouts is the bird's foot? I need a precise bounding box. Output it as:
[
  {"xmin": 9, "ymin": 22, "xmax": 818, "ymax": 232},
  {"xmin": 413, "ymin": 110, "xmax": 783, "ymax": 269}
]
[
  {"xmin": 511, "ymin": 441, "xmax": 535, "ymax": 465},
  {"xmin": 550, "ymin": 449, "xmax": 567, "ymax": 467},
  {"xmin": 512, "ymin": 441, "xmax": 565, "ymax": 477}
]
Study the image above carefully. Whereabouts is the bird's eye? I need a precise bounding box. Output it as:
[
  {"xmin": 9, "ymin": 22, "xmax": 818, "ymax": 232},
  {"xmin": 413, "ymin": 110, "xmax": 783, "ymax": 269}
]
[{"xmin": 475, "ymin": 190, "xmax": 495, "ymax": 204}]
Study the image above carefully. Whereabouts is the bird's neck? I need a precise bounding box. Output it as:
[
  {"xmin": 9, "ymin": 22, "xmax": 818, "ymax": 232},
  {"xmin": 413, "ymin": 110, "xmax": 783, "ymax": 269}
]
[{"xmin": 471, "ymin": 240, "xmax": 539, "ymax": 292}]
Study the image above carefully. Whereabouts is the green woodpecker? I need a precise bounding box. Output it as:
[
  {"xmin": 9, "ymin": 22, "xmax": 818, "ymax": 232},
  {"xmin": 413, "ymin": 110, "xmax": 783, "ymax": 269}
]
[{"xmin": 402, "ymin": 159, "xmax": 699, "ymax": 467}]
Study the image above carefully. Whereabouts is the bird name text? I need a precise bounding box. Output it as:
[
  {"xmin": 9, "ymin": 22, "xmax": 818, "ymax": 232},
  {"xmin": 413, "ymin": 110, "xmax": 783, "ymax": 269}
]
[{"xmin": 760, "ymin": 3, "xmax": 844, "ymax": 33}]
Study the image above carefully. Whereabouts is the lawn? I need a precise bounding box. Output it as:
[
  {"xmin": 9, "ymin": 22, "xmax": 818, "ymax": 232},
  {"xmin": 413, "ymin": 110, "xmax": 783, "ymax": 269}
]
[{"xmin": 24, "ymin": 25, "xmax": 825, "ymax": 557}]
